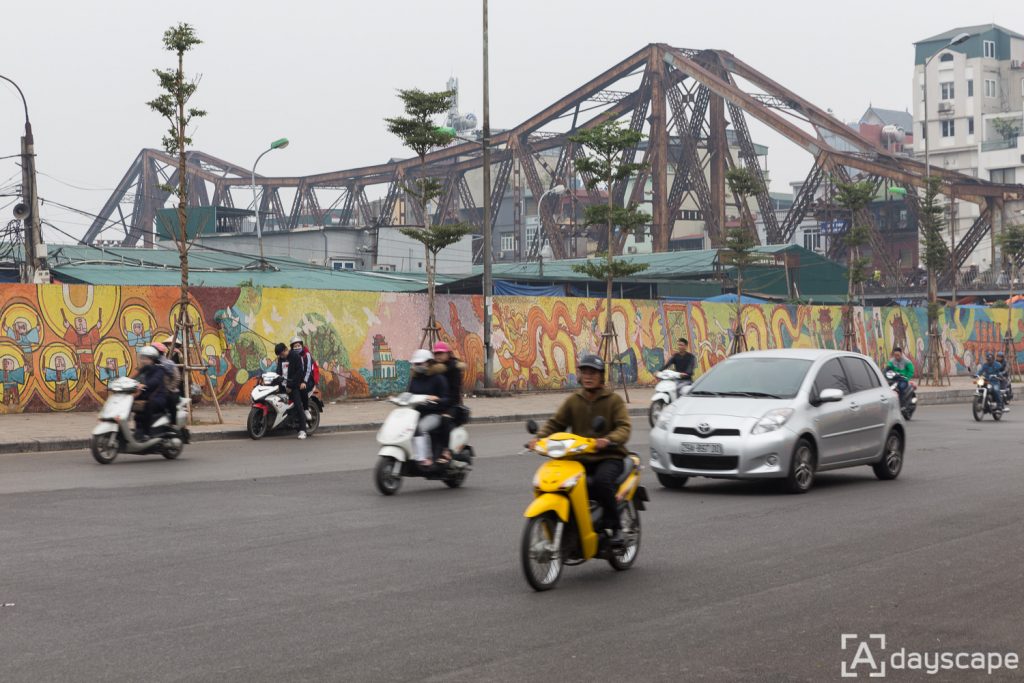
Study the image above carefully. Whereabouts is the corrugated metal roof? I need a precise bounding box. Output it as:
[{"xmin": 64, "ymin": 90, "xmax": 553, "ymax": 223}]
[{"xmin": 43, "ymin": 244, "xmax": 439, "ymax": 292}]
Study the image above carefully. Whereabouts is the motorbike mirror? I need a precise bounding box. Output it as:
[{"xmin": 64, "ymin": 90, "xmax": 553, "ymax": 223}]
[
  {"xmin": 591, "ymin": 416, "xmax": 606, "ymax": 433},
  {"xmin": 526, "ymin": 419, "xmax": 538, "ymax": 434}
]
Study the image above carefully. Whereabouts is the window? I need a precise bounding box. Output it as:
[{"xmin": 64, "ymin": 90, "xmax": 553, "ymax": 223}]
[
  {"xmin": 813, "ymin": 358, "xmax": 850, "ymax": 395},
  {"xmin": 500, "ymin": 232, "xmax": 516, "ymax": 252},
  {"xmin": 331, "ymin": 260, "xmax": 355, "ymax": 271},
  {"xmin": 968, "ymin": 117, "xmax": 975, "ymax": 135},
  {"xmin": 983, "ymin": 40, "xmax": 995, "ymax": 58},
  {"xmin": 839, "ymin": 357, "xmax": 878, "ymax": 393},
  {"xmin": 940, "ymin": 81, "xmax": 954, "ymax": 100},
  {"xmin": 985, "ymin": 79, "xmax": 997, "ymax": 98},
  {"xmin": 803, "ymin": 229, "xmax": 821, "ymax": 251},
  {"xmin": 990, "ymin": 168, "xmax": 1017, "ymax": 184},
  {"xmin": 679, "ymin": 209, "xmax": 704, "ymax": 221},
  {"xmin": 941, "ymin": 119, "xmax": 955, "ymax": 137},
  {"xmin": 690, "ymin": 358, "xmax": 812, "ymax": 400},
  {"xmin": 967, "ymin": 79, "xmax": 974, "ymax": 97},
  {"xmin": 940, "ymin": 52, "xmax": 954, "ymax": 63}
]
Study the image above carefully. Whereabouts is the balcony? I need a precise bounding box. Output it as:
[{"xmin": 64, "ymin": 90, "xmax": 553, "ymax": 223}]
[{"xmin": 981, "ymin": 137, "xmax": 1019, "ymax": 152}]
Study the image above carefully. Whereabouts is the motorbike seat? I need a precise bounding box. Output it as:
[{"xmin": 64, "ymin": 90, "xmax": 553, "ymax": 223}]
[{"xmin": 585, "ymin": 455, "xmax": 638, "ymax": 490}]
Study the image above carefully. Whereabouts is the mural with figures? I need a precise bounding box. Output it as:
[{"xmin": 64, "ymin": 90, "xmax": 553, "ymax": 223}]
[{"xmin": 0, "ymin": 284, "xmax": 1019, "ymax": 413}]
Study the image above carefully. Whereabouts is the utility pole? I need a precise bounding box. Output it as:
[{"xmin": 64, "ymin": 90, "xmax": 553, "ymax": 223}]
[
  {"xmin": 2, "ymin": 75, "xmax": 44, "ymax": 283},
  {"xmin": 481, "ymin": 0, "xmax": 494, "ymax": 388}
]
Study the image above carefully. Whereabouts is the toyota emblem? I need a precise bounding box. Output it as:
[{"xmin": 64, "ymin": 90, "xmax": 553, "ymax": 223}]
[{"xmin": 696, "ymin": 422, "xmax": 712, "ymax": 435}]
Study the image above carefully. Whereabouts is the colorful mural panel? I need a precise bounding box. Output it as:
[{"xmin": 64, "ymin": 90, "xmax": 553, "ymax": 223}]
[{"xmin": 0, "ymin": 283, "xmax": 1019, "ymax": 413}]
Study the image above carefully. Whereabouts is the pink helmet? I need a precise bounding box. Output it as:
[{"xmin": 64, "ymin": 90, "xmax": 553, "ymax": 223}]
[
  {"xmin": 432, "ymin": 341, "xmax": 452, "ymax": 354},
  {"xmin": 152, "ymin": 342, "xmax": 167, "ymax": 354}
]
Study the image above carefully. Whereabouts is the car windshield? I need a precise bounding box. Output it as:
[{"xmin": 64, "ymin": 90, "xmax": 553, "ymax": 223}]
[{"xmin": 689, "ymin": 357, "xmax": 812, "ymax": 399}]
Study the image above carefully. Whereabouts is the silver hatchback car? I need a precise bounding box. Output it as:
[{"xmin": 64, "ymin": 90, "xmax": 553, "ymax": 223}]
[{"xmin": 649, "ymin": 349, "xmax": 906, "ymax": 493}]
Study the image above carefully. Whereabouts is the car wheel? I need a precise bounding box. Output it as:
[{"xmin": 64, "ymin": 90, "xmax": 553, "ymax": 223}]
[
  {"xmin": 784, "ymin": 438, "xmax": 816, "ymax": 494},
  {"xmin": 656, "ymin": 472, "xmax": 688, "ymax": 489},
  {"xmin": 872, "ymin": 430, "xmax": 903, "ymax": 480}
]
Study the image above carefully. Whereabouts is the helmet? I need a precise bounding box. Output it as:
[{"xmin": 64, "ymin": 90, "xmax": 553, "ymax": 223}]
[
  {"xmin": 162, "ymin": 334, "xmax": 178, "ymax": 345},
  {"xmin": 410, "ymin": 349, "xmax": 434, "ymax": 365},
  {"xmin": 138, "ymin": 345, "xmax": 160, "ymax": 360},
  {"xmin": 152, "ymin": 342, "xmax": 167, "ymax": 354},
  {"xmin": 986, "ymin": 351, "xmax": 995, "ymax": 361},
  {"xmin": 432, "ymin": 341, "xmax": 451, "ymax": 354},
  {"xmin": 290, "ymin": 336, "xmax": 304, "ymax": 347},
  {"xmin": 577, "ymin": 353, "xmax": 605, "ymax": 372}
]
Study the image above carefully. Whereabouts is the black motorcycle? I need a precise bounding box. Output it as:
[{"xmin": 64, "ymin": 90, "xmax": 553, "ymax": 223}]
[
  {"xmin": 972, "ymin": 375, "xmax": 1004, "ymax": 422},
  {"xmin": 883, "ymin": 369, "xmax": 917, "ymax": 420}
]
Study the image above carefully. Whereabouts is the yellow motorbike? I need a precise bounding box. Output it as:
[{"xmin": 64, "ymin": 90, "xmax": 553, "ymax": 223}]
[{"xmin": 521, "ymin": 419, "xmax": 648, "ymax": 591}]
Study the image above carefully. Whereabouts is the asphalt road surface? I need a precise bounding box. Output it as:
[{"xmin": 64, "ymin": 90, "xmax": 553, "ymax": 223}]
[{"xmin": 1, "ymin": 404, "xmax": 1022, "ymax": 682}]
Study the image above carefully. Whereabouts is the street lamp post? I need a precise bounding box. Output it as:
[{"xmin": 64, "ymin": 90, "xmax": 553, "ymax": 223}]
[
  {"xmin": 481, "ymin": 0, "xmax": 494, "ymax": 388},
  {"xmin": 1, "ymin": 74, "xmax": 43, "ymax": 283},
  {"xmin": 922, "ymin": 32, "xmax": 971, "ymax": 180},
  {"xmin": 251, "ymin": 137, "xmax": 289, "ymax": 268}
]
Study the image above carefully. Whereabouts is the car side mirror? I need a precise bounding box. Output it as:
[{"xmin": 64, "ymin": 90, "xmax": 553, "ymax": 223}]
[
  {"xmin": 818, "ymin": 388, "xmax": 844, "ymax": 404},
  {"xmin": 526, "ymin": 419, "xmax": 538, "ymax": 434},
  {"xmin": 591, "ymin": 416, "xmax": 607, "ymax": 433}
]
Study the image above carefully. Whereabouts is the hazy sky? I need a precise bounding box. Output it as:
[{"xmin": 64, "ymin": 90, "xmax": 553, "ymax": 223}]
[{"xmin": 2, "ymin": 0, "xmax": 1021, "ymax": 242}]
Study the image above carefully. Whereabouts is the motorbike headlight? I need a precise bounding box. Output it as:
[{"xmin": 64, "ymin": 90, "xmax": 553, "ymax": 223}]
[
  {"xmin": 977, "ymin": 378, "xmax": 986, "ymax": 387},
  {"xmin": 751, "ymin": 408, "xmax": 795, "ymax": 435}
]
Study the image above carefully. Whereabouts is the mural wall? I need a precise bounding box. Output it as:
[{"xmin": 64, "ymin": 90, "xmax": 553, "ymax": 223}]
[{"xmin": 0, "ymin": 284, "xmax": 1019, "ymax": 413}]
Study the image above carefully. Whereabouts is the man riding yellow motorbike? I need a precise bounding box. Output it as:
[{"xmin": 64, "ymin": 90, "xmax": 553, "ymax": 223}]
[{"xmin": 529, "ymin": 353, "xmax": 631, "ymax": 546}]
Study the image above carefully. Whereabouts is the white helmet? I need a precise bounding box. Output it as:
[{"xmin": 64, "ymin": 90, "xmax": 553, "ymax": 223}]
[
  {"xmin": 290, "ymin": 335, "xmax": 304, "ymax": 347},
  {"xmin": 410, "ymin": 349, "xmax": 433, "ymax": 365},
  {"xmin": 138, "ymin": 345, "xmax": 160, "ymax": 360}
]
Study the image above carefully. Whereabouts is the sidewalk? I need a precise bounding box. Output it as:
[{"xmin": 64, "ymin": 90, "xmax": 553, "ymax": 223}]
[{"xmin": 0, "ymin": 378, "xmax": 978, "ymax": 455}]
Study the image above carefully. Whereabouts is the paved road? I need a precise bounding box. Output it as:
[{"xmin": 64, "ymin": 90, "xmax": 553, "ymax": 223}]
[{"xmin": 1, "ymin": 405, "xmax": 1022, "ymax": 682}]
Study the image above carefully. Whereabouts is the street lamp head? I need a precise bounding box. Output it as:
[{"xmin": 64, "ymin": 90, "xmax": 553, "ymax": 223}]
[
  {"xmin": 551, "ymin": 184, "xmax": 567, "ymax": 195},
  {"xmin": 270, "ymin": 138, "xmax": 289, "ymax": 150},
  {"xmin": 948, "ymin": 32, "xmax": 971, "ymax": 47}
]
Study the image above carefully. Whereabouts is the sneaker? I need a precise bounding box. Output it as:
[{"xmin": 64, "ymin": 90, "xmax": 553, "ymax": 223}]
[
  {"xmin": 304, "ymin": 410, "xmax": 312, "ymax": 420},
  {"xmin": 604, "ymin": 528, "xmax": 624, "ymax": 548},
  {"xmin": 297, "ymin": 431, "xmax": 307, "ymax": 440}
]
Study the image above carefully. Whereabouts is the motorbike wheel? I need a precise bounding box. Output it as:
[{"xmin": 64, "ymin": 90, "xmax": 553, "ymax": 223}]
[
  {"xmin": 648, "ymin": 400, "xmax": 667, "ymax": 428},
  {"xmin": 992, "ymin": 407, "xmax": 1003, "ymax": 421},
  {"xmin": 443, "ymin": 469, "xmax": 468, "ymax": 488},
  {"xmin": 247, "ymin": 407, "xmax": 269, "ymax": 440},
  {"xmin": 162, "ymin": 437, "xmax": 183, "ymax": 460},
  {"xmin": 90, "ymin": 432, "xmax": 120, "ymax": 465},
  {"xmin": 374, "ymin": 456, "xmax": 403, "ymax": 496},
  {"xmin": 608, "ymin": 502, "xmax": 641, "ymax": 571},
  {"xmin": 521, "ymin": 512, "xmax": 563, "ymax": 591},
  {"xmin": 306, "ymin": 403, "xmax": 321, "ymax": 434},
  {"xmin": 972, "ymin": 397, "xmax": 985, "ymax": 422}
]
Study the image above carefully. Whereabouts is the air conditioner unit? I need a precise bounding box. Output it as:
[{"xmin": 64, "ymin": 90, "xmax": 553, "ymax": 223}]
[
  {"xmin": 626, "ymin": 246, "xmax": 638, "ymax": 254},
  {"xmin": 373, "ymin": 264, "xmax": 396, "ymax": 272},
  {"xmin": 938, "ymin": 102, "xmax": 954, "ymax": 112}
]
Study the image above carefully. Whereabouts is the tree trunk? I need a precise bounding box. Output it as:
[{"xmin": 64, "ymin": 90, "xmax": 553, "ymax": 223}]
[
  {"xmin": 177, "ymin": 49, "xmax": 189, "ymax": 308},
  {"xmin": 605, "ymin": 180, "xmax": 614, "ymax": 346}
]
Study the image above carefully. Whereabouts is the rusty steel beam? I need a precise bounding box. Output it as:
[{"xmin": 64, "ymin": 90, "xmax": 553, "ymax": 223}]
[
  {"xmin": 776, "ymin": 155, "xmax": 828, "ymax": 243},
  {"xmin": 516, "ymin": 136, "xmax": 567, "ymax": 259}
]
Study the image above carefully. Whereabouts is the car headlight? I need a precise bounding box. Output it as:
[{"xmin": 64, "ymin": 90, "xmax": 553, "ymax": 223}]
[{"xmin": 751, "ymin": 408, "xmax": 795, "ymax": 435}]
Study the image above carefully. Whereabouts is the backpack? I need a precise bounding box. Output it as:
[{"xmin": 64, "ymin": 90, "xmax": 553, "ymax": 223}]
[{"xmin": 311, "ymin": 357, "xmax": 320, "ymax": 385}]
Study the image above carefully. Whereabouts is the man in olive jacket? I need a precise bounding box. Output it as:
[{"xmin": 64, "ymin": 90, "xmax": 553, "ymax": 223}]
[{"xmin": 530, "ymin": 353, "xmax": 631, "ymax": 545}]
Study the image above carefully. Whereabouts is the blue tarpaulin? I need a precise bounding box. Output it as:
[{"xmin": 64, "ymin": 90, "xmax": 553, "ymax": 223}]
[
  {"xmin": 702, "ymin": 293, "xmax": 771, "ymax": 304},
  {"xmin": 493, "ymin": 280, "xmax": 566, "ymax": 297}
]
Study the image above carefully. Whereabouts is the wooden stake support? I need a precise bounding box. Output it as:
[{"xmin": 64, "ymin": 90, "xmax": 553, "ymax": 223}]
[
  {"xmin": 597, "ymin": 319, "xmax": 630, "ymax": 403},
  {"xmin": 172, "ymin": 305, "xmax": 224, "ymax": 425}
]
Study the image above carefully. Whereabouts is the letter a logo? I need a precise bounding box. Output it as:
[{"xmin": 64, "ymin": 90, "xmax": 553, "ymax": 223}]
[{"xmin": 841, "ymin": 634, "xmax": 887, "ymax": 678}]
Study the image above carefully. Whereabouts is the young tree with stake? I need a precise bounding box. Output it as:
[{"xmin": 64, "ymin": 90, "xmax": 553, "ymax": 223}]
[
  {"xmin": 569, "ymin": 122, "xmax": 650, "ymax": 368},
  {"xmin": 996, "ymin": 223, "xmax": 1024, "ymax": 381},
  {"xmin": 919, "ymin": 176, "xmax": 950, "ymax": 383},
  {"xmin": 834, "ymin": 178, "xmax": 875, "ymax": 351},
  {"xmin": 723, "ymin": 167, "xmax": 764, "ymax": 354},
  {"xmin": 385, "ymin": 89, "xmax": 472, "ymax": 346}
]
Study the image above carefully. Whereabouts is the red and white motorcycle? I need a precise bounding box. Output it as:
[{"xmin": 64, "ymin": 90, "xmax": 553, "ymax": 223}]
[{"xmin": 246, "ymin": 372, "xmax": 323, "ymax": 439}]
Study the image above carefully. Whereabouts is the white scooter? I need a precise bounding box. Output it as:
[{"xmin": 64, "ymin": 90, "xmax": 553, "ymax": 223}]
[
  {"xmin": 246, "ymin": 372, "xmax": 323, "ymax": 439},
  {"xmin": 649, "ymin": 369, "xmax": 692, "ymax": 426},
  {"xmin": 90, "ymin": 377, "xmax": 191, "ymax": 464},
  {"xmin": 373, "ymin": 393, "xmax": 473, "ymax": 495}
]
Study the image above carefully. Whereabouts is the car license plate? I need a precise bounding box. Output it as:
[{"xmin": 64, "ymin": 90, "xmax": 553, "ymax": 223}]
[{"xmin": 679, "ymin": 442, "xmax": 723, "ymax": 455}]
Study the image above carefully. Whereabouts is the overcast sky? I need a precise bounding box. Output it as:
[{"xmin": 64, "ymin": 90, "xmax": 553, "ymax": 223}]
[{"xmin": 2, "ymin": 0, "xmax": 1021, "ymax": 243}]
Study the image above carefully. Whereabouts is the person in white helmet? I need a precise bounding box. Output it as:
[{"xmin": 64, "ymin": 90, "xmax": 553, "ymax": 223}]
[
  {"xmin": 407, "ymin": 348, "xmax": 452, "ymax": 467},
  {"xmin": 133, "ymin": 345, "xmax": 168, "ymax": 440},
  {"xmin": 286, "ymin": 336, "xmax": 312, "ymax": 439}
]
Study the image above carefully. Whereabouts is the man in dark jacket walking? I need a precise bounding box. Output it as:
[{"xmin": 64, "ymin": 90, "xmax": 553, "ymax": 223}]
[{"xmin": 530, "ymin": 353, "xmax": 632, "ymax": 545}]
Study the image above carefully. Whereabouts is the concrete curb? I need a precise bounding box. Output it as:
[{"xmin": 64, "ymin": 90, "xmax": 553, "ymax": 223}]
[{"xmin": 0, "ymin": 393, "xmax": 977, "ymax": 456}]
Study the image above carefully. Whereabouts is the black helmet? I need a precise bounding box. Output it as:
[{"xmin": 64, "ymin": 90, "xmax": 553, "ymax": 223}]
[
  {"xmin": 985, "ymin": 351, "xmax": 995, "ymax": 362},
  {"xmin": 577, "ymin": 353, "xmax": 605, "ymax": 372}
]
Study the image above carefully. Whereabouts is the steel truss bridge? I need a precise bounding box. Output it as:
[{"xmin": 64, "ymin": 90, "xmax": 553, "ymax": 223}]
[{"xmin": 83, "ymin": 44, "xmax": 1024, "ymax": 282}]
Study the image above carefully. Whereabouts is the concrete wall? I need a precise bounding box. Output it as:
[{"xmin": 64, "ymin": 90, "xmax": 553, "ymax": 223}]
[{"xmin": 0, "ymin": 283, "xmax": 1017, "ymax": 413}]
